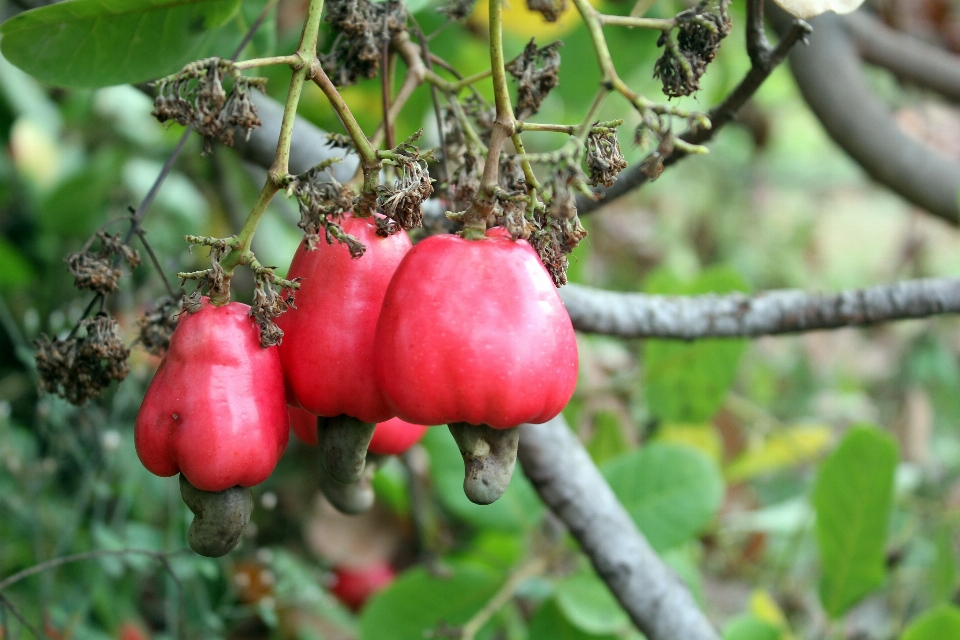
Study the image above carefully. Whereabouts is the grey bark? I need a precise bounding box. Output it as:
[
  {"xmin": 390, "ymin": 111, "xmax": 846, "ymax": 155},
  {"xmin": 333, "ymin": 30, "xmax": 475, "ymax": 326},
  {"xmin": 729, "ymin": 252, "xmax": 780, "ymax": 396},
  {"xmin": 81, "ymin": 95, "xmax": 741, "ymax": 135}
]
[
  {"xmin": 770, "ymin": 6, "xmax": 960, "ymax": 225},
  {"xmin": 844, "ymin": 11, "xmax": 960, "ymax": 104},
  {"xmin": 561, "ymin": 278, "xmax": 960, "ymax": 340},
  {"xmin": 519, "ymin": 415, "xmax": 720, "ymax": 640}
]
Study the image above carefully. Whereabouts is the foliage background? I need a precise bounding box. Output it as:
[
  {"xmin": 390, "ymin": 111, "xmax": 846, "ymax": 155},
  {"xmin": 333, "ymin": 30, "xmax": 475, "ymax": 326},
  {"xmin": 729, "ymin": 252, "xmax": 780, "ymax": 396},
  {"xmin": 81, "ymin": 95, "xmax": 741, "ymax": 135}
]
[{"xmin": 0, "ymin": 0, "xmax": 959, "ymax": 638}]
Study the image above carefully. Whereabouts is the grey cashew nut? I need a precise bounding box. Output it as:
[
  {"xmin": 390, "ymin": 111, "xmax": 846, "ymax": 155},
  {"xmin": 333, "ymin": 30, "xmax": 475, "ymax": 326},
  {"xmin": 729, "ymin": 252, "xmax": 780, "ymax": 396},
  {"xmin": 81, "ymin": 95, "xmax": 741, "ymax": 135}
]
[
  {"xmin": 318, "ymin": 414, "xmax": 376, "ymax": 485},
  {"xmin": 179, "ymin": 474, "xmax": 253, "ymax": 558},
  {"xmin": 448, "ymin": 422, "xmax": 520, "ymax": 505},
  {"xmin": 318, "ymin": 453, "xmax": 384, "ymax": 515}
]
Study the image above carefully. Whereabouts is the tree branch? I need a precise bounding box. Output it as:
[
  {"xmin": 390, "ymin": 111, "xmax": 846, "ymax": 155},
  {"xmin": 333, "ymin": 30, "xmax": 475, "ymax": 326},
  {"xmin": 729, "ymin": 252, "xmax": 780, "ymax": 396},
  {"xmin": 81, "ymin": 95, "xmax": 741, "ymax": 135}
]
[
  {"xmin": 768, "ymin": 6, "xmax": 960, "ymax": 225},
  {"xmin": 518, "ymin": 414, "xmax": 720, "ymax": 640},
  {"xmin": 561, "ymin": 277, "xmax": 960, "ymax": 339},
  {"xmin": 576, "ymin": 0, "xmax": 811, "ymax": 216},
  {"xmin": 843, "ymin": 10, "xmax": 960, "ymax": 104}
]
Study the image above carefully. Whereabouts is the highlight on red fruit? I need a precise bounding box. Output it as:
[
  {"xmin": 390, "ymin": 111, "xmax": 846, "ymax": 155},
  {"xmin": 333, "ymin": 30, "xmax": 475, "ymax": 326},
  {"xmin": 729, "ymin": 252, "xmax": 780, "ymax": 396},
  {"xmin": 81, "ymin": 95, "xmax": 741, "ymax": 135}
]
[
  {"xmin": 374, "ymin": 228, "xmax": 579, "ymax": 429},
  {"xmin": 330, "ymin": 562, "xmax": 396, "ymax": 611},
  {"xmin": 135, "ymin": 298, "xmax": 289, "ymax": 492}
]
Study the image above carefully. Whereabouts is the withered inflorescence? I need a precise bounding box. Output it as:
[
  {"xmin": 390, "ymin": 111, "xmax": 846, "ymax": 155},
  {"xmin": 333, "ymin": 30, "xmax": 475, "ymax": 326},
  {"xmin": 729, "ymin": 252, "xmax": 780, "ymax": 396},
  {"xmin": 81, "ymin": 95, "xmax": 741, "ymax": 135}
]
[
  {"xmin": 137, "ymin": 296, "xmax": 182, "ymax": 357},
  {"xmin": 290, "ymin": 159, "xmax": 365, "ymax": 256},
  {"xmin": 152, "ymin": 58, "xmax": 266, "ymax": 154},
  {"xmin": 66, "ymin": 232, "xmax": 141, "ymax": 295},
  {"xmin": 507, "ymin": 40, "xmax": 563, "ymax": 119},
  {"xmin": 35, "ymin": 315, "xmax": 131, "ymax": 404},
  {"xmin": 319, "ymin": 0, "xmax": 408, "ymax": 87},
  {"xmin": 653, "ymin": 0, "xmax": 731, "ymax": 98}
]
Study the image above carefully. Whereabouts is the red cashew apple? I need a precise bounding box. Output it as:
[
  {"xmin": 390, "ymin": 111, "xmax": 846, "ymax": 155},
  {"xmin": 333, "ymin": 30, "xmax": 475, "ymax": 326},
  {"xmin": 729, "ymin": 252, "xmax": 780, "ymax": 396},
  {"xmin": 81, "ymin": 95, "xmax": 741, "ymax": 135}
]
[
  {"xmin": 374, "ymin": 227, "xmax": 578, "ymax": 428},
  {"xmin": 277, "ymin": 214, "xmax": 412, "ymax": 424},
  {"xmin": 330, "ymin": 562, "xmax": 396, "ymax": 611},
  {"xmin": 135, "ymin": 298, "xmax": 289, "ymax": 492}
]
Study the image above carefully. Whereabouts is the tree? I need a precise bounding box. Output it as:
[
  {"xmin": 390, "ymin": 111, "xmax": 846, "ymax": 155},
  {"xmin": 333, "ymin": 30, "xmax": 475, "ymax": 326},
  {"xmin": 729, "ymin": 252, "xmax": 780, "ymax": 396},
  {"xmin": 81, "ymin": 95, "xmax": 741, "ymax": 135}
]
[{"xmin": 0, "ymin": 0, "xmax": 958, "ymax": 638}]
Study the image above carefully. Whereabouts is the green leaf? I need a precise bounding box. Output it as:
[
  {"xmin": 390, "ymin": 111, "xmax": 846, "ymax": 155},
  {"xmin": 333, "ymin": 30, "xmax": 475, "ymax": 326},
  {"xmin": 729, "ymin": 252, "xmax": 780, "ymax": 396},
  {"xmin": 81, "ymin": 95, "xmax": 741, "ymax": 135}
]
[
  {"xmin": 902, "ymin": 605, "xmax": 960, "ymax": 640},
  {"xmin": 554, "ymin": 571, "xmax": 631, "ymax": 635},
  {"xmin": 421, "ymin": 427, "xmax": 543, "ymax": 532},
  {"xmin": 359, "ymin": 562, "xmax": 501, "ymax": 640},
  {"xmin": 528, "ymin": 599, "xmax": 622, "ymax": 640},
  {"xmin": 813, "ymin": 426, "xmax": 897, "ymax": 618},
  {"xmin": 722, "ymin": 615, "xmax": 780, "ymax": 640},
  {"xmin": 602, "ymin": 443, "xmax": 724, "ymax": 552},
  {"xmin": 586, "ymin": 409, "xmax": 630, "ymax": 465},
  {"xmin": 0, "ymin": 236, "xmax": 34, "ymax": 290},
  {"xmin": 0, "ymin": 0, "xmax": 242, "ymax": 88},
  {"xmin": 643, "ymin": 266, "xmax": 749, "ymax": 422},
  {"xmin": 931, "ymin": 526, "xmax": 957, "ymax": 604}
]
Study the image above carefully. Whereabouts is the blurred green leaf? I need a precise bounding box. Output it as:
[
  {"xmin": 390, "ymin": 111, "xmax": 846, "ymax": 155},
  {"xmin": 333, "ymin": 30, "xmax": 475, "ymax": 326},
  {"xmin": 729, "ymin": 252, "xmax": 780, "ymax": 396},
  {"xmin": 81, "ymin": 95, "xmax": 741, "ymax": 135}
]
[
  {"xmin": 0, "ymin": 236, "xmax": 34, "ymax": 290},
  {"xmin": 528, "ymin": 599, "xmax": 622, "ymax": 640},
  {"xmin": 722, "ymin": 615, "xmax": 780, "ymax": 640},
  {"xmin": 643, "ymin": 266, "xmax": 749, "ymax": 422},
  {"xmin": 602, "ymin": 443, "xmax": 724, "ymax": 552},
  {"xmin": 421, "ymin": 427, "xmax": 543, "ymax": 532},
  {"xmin": 0, "ymin": 0, "xmax": 242, "ymax": 88},
  {"xmin": 359, "ymin": 562, "xmax": 501, "ymax": 640},
  {"xmin": 902, "ymin": 605, "xmax": 960, "ymax": 640},
  {"xmin": 586, "ymin": 409, "xmax": 630, "ymax": 465},
  {"xmin": 813, "ymin": 426, "xmax": 897, "ymax": 618},
  {"xmin": 931, "ymin": 525, "xmax": 957, "ymax": 604},
  {"xmin": 554, "ymin": 570, "xmax": 631, "ymax": 635}
]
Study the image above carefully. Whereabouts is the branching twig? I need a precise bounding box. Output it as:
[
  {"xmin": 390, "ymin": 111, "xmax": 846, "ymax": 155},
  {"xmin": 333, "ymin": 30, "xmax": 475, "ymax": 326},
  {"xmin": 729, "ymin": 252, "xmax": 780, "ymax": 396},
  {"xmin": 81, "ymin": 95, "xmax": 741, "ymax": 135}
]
[
  {"xmin": 458, "ymin": 557, "xmax": 548, "ymax": 640},
  {"xmin": 560, "ymin": 277, "xmax": 960, "ymax": 339},
  {"xmin": 577, "ymin": 0, "xmax": 811, "ymax": 215}
]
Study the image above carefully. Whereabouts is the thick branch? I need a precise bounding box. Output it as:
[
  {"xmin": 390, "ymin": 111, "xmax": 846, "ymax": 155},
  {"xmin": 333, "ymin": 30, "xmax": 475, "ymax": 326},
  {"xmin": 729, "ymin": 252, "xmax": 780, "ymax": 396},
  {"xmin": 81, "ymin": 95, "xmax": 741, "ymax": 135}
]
[
  {"xmin": 577, "ymin": 0, "xmax": 810, "ymax": 215},
  {"xmin": 769, "ymin": 6, "xmax": 960, "ymax": 225},
  {"xmin": 518, "ymin": 415, "xmax": 720, "ymax": 640},
  {"xmin": 561, "ymin": 278, "xmax": 960, "ymax": 339},
  {"xmin": 844, "ymin": 11, "xmax": 960, "ymax": 104}
]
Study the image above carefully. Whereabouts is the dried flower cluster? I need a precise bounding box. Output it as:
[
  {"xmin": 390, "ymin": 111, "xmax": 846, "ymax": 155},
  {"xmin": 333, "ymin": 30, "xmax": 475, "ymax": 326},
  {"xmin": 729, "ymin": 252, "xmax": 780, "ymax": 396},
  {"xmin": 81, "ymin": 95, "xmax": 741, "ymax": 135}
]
[
  {"xmin": 527, "ymin": 0, "xmax": 567, "ymax": 22},
  {"xmin": 181, "ymin": 238, "xmax": 231, "ymax": 312},
  {"xmin": 250, "ymin": 269, "xmax": 298, "ymax": 348},
  {"xmin": 507, "ymin": 40, "xmax": 563, "ymax": 119},
  {"xmin": 377, "ymin": 131, "xmax": 435, "ymax": 230},
  {"xmin": 152, "ymin": 58, "xmax": 266, "ymax": 154},
  {"xmin": 654, "ymin": 0, "xmax": 731, "ymax": 98},
  {"xmin": 290, "ymin": 160, "xmax": 365, "ymax": 256},
  {"xmin": 319, "ymin": 0, "xmax": 408, "ymax": 87},
  {"xmin": 137, "ymin": 297, "xmax": 181, "ymax": 357},
  {"xmin": 35, "ymin": 315, "xmax": 130, "ymax": 404},
  {"xmin": 65, "ymin": 232, "xmax": 141, "ymax": 294},
  {"xmin": 586, "ymin": 128, "xmax": 628, "ymax": 187},
  {"xmin": 439, "ymin": 0, "xmax": 477, "ymax": 20}
]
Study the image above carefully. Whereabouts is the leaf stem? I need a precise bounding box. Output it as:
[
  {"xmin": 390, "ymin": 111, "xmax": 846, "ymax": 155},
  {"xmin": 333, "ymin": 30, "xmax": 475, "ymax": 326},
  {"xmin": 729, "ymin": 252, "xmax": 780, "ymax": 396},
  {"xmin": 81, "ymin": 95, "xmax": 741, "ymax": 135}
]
[
  {"xmin": 233, "ymin": 54, "xmax": 301, "ymax": 70},
  {"xmin": 599, "ymin": 14, "xmax": 674, "ymax": 29}
]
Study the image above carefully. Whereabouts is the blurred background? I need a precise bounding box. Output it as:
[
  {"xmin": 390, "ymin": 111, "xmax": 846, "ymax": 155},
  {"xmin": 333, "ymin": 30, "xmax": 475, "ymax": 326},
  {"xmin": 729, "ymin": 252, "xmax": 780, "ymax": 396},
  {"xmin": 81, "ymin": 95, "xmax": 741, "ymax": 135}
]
[{"xmin": 1, "ymin": 0, "xmax": 960, "ymax": 638}]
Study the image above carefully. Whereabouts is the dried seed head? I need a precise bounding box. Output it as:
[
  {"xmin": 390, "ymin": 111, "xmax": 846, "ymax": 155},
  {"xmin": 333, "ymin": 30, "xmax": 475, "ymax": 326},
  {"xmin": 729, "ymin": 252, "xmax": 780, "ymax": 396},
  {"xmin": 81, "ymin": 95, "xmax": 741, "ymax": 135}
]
[
  {"xmin": 35, "ymin": 314, "xmax": 130, "ymax": 405},
  {"xmin": 319, "ymin": 0, "xmax": 408, "ymax": 87},
  {"xmin": 499, "ymin": 156, "xmax": 527, "ymax": 193},
  {"xmin": 250, "ymin": 273, "xmax": 298, "ymax": 349},
  {"xmin": 653, "ymin": 0, "xmax": 731, "ymax": 98},
  {"xmin": 290, "ymin": 161, "xmax": 363, "ymax": 253},
  {"xmin": 507, "ymin": 39, "xmax": 563, "ymax": 119},
  {"xmin": 439, "ymin": 0, "xmax": 476, "ymax": 20},
  {"xmin": 527, "ymin": 0, "xmax": 567, "ymax": 22},
  {"xmin": 586, "ymin": 128, "xmax": 628, "ymax": 187},
  {"xmin": 494, "ymin": 193, "xmax": 535, "ymax": 240},
  {"xmin": 66, "ymin": 232, "xmax": 141, "ymax": 294},
  {"xmin": 137, "ymin": 297, "xmax": 181, "ymax": 356},
  {"xmin": 152, "ymin": 59, "xmax": 264, "ymax": 155},
  {"xmin": 377, "ymin": 130, "xmax": 434, "ymax": 230}
]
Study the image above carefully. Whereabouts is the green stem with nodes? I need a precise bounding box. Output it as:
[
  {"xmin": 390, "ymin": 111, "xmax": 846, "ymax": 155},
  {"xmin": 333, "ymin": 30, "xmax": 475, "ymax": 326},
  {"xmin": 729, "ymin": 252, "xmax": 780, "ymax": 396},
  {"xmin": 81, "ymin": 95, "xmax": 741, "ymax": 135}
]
[
  {"xmin": 510, "ymin": 133, "xmax": 541, "ymax": 191},
  {"xmin": 309, "ymin": 62, "xmax": 382, "ymax": 210},
  {"xmin": 213, "ymin": 0, "xmax": 326, "ymax": 302},
  {"xmin": 233, "ymin": 54, "xmax": 301, "ymax": 70},
  {"xmin": 516, "ymin": 119, "xmax": 624, "ymax": 135},
  {"xmin": 599, "ymin": 14, "xmax": 674, "ymax": 29}
]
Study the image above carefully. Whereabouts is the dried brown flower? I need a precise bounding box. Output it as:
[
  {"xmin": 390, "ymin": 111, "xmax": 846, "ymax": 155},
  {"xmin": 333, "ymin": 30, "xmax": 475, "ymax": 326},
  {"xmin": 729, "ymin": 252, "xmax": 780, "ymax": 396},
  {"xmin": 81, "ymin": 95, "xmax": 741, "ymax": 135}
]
[
  {"xmin": 66, "ymin": 232, "xmax": 141, "ymax": 294},
  {"xmin": 319, "ymin": 0, "xmax": 408, "ymax": 87},
  {"xmin": 586, "ymin": 128, "xmax": 628, "ymax": 187},
  {"xmin": 137, "ymin": 297, "xmax": 181, "ymax": 356},
  {"xmin": 35, "ymin": 314, "xmax": 131, "ymax": 405},
  {"xmin": 507, "ymin": 39, "xmax": 563, "ymax": 119},
  {"xmin": 527, "ymin": 0, "xmax": 567, "ymax": 22}
]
